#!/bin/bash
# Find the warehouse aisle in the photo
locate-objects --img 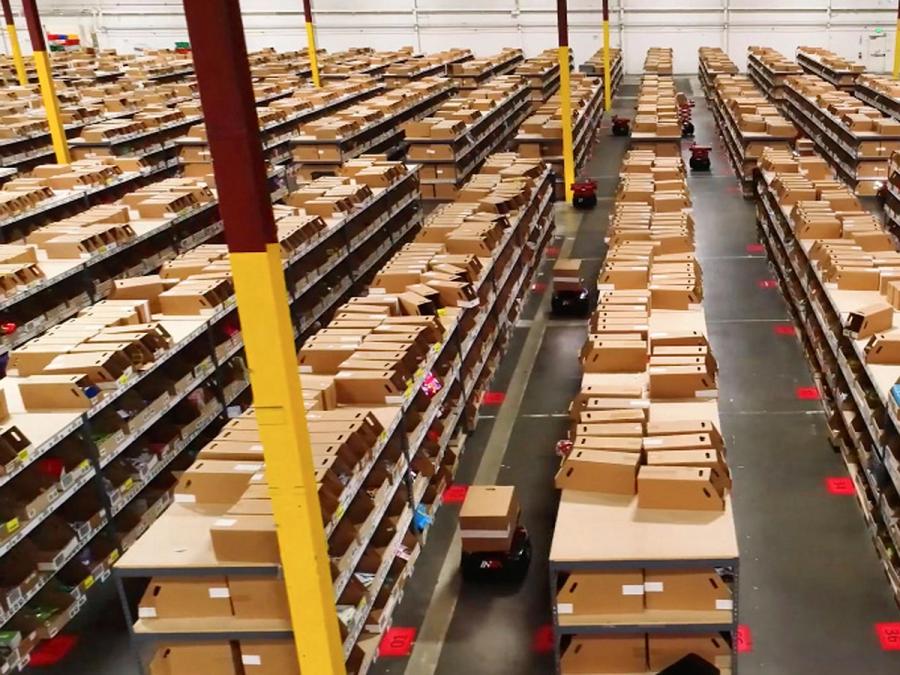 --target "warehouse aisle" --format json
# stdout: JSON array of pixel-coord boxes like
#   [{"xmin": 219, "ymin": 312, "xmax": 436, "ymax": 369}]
[
  {"xmin": 684, "ymin": 77, "xmax": 900, "ymax": 674},
  {"xmin": 371, "ymin": 86, "xmax": 636, "ymax": 675}
]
